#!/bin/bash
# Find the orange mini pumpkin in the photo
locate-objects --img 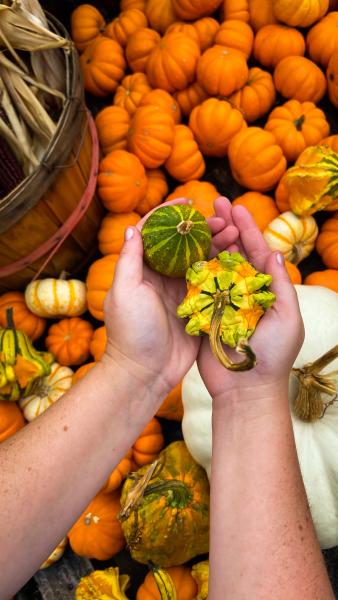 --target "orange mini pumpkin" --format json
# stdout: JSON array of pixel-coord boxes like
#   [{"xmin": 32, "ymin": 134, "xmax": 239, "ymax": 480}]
[
  {"xmin": 285, "ymin": 261, "xmax": 302, "ymax": 284},
  {"xmin": 121, "ymin": 0, "xmax": 146, "ymax": 10},
  {"xmin": 71, "ymin": 4, "xmax": 106, "ymax": 52},
  {"xmin": 72, "ymin": 362, "xmax": 96, "ymax": 385},
  {"xmin": 222, "ymin": 0, "xmax": 249, "ymax": 22},
  {"xmin": 0, "ymin": 401, "xmax": 25, "ymax": 443},
  {"xmin": 228, "ymin": 67, "xmax": 276, "ymax": 123},
  {"xmin": 145, "ymin": 0, "xmax": 177, "ymax": 34},
  {"xmin": 132, "ymin": 417, "xmax": 165, "ymax": 467},
  {"xmin": 105, "ymin": 9, "xmax": 148, "ymax": 47},
  {"xmin": 114, "ymin": 73, "xmax": 152, "ymax": 116},
  {"xmin": 86, "ymin": 254, "xmax": 120, "ymax": 321},
  {"xmin": 90, "ymin": 326, "xmax": 107, "ymax": 361},
  {"xmin": 45, "ymin": 318, "xmax": 94, "ymax": 367},
  {"xmin": 164, "ymin": 124, "xmax": 205, "ymax": 182},
  {"xmin": 273, "ymin": 0, "xmax": 329, "ymax": 28},
  {"xmin": 189, "ymin": 97, "xmax": 246, "ymax": 157},
  {"xmin": 97, "ymin": 149, "xmax": 148, "ymax": 213},
  {"xmin": 101, "ymin": 449, "xmax": 134, "ymax": 493},
  {"xmin": 304, "ymin": 269, "xmax": 338, "ymax": 292},
  {"xmin": 166, "ymin": 180, "xmax": 219, "ymax": 218},
  {"xmin": 80, "ymin": 36, "xmax": 126, "ymax": 97},
  {"xmin": 232, "ymin": 192, "xmax": 279, "ymax": 231},
  {"xmin": 193, "ymin": 17, "xmax": 220, "ymax": 51},
  {"xmin": 95, "ymin": 106, "xmax": 130, "ymax": 155},
  {"xmin": 249, "ymin": 0, "xmax": 278, "ymax": 31},
  {"xmin": 316, "ymin": 212, "xmax": 338, "ymax": 268},
  {"xmin": 125, "ymin": 27, "xmax": 161, "ymax": 73},
  {"xmin": 172, "ymin": 0, "xmax": 222, "ymax": 20},
  {"xmin": 137, "ymin": 566, "xmax": 198, "ymax": 599},
  {"xmin": 214, "ymin": 19, "xmax": 254, "ymax": 58},
  {"xmin": 127, "ymin": 105, "xmax": 175, "ymax": 168},
  {"xmin": 98, "ymin": 212, "xmax": 141, "ymax": 255},
  {"xmin": 136, "ymin": 169, "xmax": 168, "ymax": 215},
  {"xmin": 68, "ymin": 491, "xmax": 125, "ymax": 560},
  {"xmin": 264, "ymin": 99, "xmax": 330, "ymax": 163},
  {"xmin": 173, "ymin": 82, "xmax": 208, "ymax": 118},
  {"xmin": 0, "ymin": 291, "xmax": 46, "ymax": 341},
  {"xmin": 275, "ymin": 176, "xmax": 290, "ymax": 212},
  {"xmin": 156, "ymin": 382, "xmax": 184, "ymax": 421},
  {"xmin": 140, "ymin": 89, "xmax": 182, "ymax": 124},
  {"xmin": 253, "ymin": 24, "xmax": 306, "ymax": 69},
  {"xmin": 197, "ymin": 44, "xmax": 249, "ymax": 96},
  {"xmin": 306, "ymin": 11, "xmax": 338, "ymax": 69},
  {"xmin": 273, "ymin": 56, "xmax": 327, "ymax": 104},
  {"xmin": 166, "ymin": 21, "xmax": 200, "ymax": 44},
  {"xmin": 327, "ymin": 50, "xmax": 338, "ymax": 108},
  {"xmin": 146, "ymin": 32, "xmax": 200, "ymax": 93},
  {"xmin": 228, "ymin": 127, "xmax": 287, "ymax": 191}
]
